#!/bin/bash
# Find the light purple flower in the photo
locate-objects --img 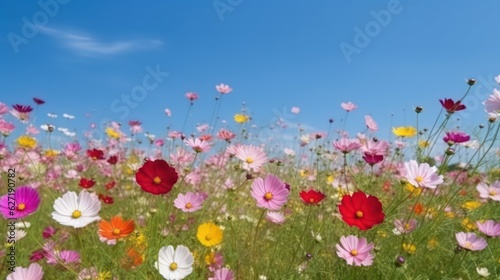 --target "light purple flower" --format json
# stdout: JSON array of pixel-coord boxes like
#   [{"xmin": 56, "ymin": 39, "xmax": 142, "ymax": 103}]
[
  {"xmin": 333, "ymin": 138, "xmax": 361, "ymax": 154},
  {"xmin": 403, "ymin": 160, "xmax": 444, "ymax": 189},
  {"xmin": 455, "ymin": 232, "xmax": 487, "ymax": 251},
  {"xmin": 251, "ymin": 174, "xmax": 290, "ymax": 211},
  {"xmin": 341, "ymin": 101, "xmax": 358, "ymax": 112},
  {"xmin": 173, "ymin": 192, "xmax": 206, "ymax": 213},
  {"xmin": 476, "ymin": 220, "xmax": 500, "ymax": 237},
  {"xmin": 476, "ymin": 181, "xmax": 500, "ymax": 201},
  {"xmin": 336, "ymin": 235, "xmax": 375, "ymax": 266}
]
